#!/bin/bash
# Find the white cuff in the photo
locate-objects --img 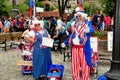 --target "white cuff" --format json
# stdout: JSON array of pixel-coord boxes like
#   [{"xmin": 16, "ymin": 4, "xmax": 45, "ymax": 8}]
[{"xmin": 61, "ymin": 43, "xmax": 66, "ymax": 48}]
